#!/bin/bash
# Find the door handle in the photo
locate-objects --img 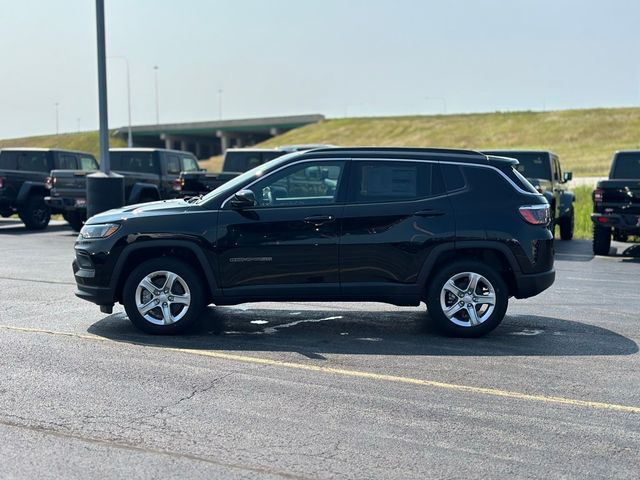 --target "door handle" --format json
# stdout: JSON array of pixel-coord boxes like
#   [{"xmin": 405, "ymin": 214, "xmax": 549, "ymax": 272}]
[
  {"xmin": 304, "ymin": 215, "xmax": 335, "ymax": 226},
  {"xmin": 414, "ymin": 209, "xmax": 445, "ymax": 217}
]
